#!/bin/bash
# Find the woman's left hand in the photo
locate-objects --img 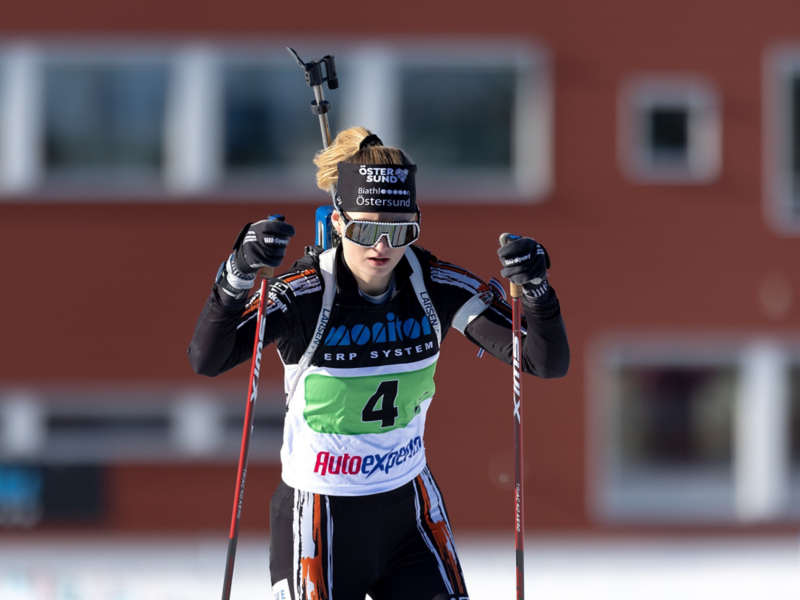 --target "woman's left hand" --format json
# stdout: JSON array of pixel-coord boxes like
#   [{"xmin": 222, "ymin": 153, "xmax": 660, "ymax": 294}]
[{"xmin": 497, "ymin": 236, "xmax": 550, "ymax": 299}]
